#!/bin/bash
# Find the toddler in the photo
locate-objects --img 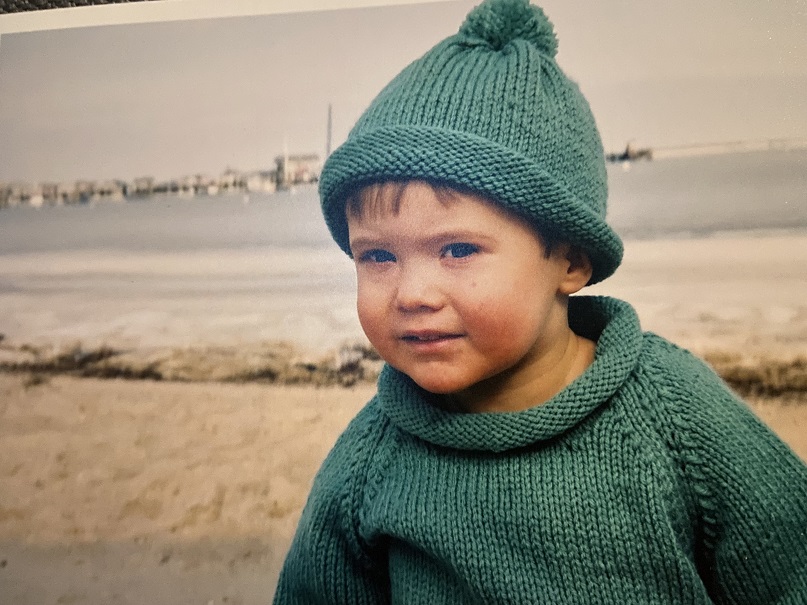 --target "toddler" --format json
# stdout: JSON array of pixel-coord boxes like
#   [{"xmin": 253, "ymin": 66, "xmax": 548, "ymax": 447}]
[{"xmin": 273, "ymin": 0, "xmax": 807, "ymax": 602}]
